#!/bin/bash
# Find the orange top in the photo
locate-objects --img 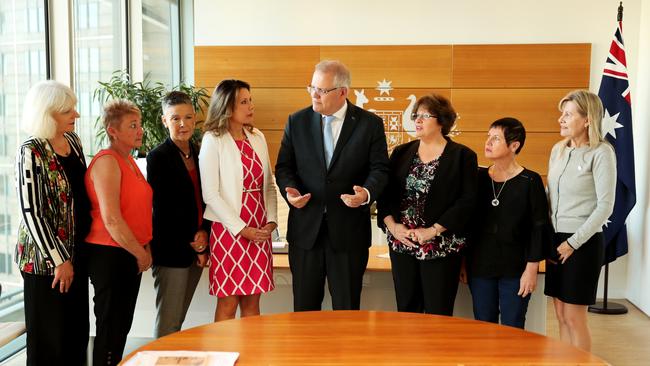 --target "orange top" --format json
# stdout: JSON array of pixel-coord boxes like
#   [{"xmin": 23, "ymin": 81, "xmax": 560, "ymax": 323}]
[{"xmin": 85, "ymin": 149, "xmax": 153, "ymax": 248}]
